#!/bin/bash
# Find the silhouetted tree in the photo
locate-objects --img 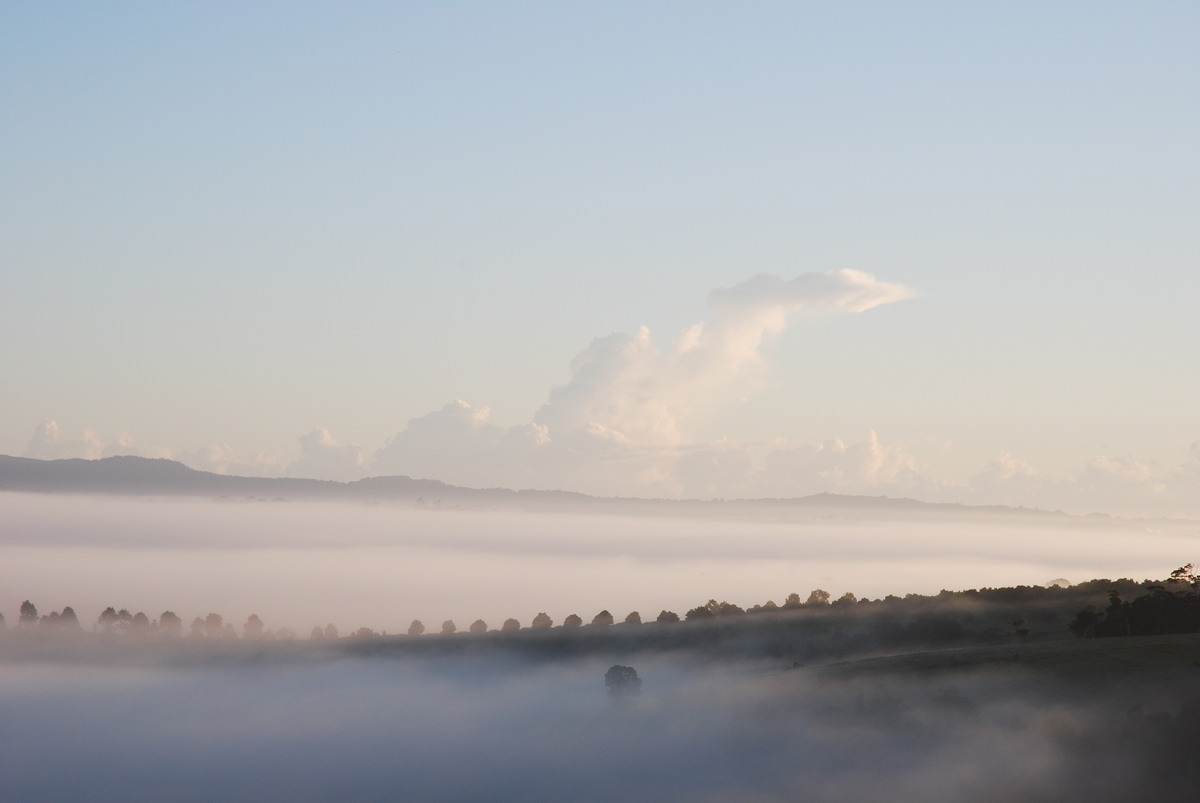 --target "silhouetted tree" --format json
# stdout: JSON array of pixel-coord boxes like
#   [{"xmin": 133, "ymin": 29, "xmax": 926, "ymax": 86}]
[
  {"xmin": 655, "ymin": 610, "xmax": 680, "ymax": 624},
  {"xmin": 98, "ymin": 606, "xmax": 121, "ymax": 634},
  {"xmin": 832, "ymin": 592, "xmax": 858, "ymax": 608},
  {"xmin": 310, "ymin": 626, "xmax": 325, "ymax": 639},
  {"xmin": 469, "ymin": 619, "xmax": 488, "ymax": 634},
  {"xmin": 562, "ymin": 614, "xmax": 582, "ymax": 628},
  {"xmin": 1068, "ymin": 605, "xmax": 1101, "ymax": 638},
  {"xmin": 624, "ymin": 611, "xmax": 641, "ymax": 625},
  {"xmin": 806, "ymin": 589, "xmax": 831, "ymax": 606},
  {"xmin": 322, "ymin": 623, "xmax": 338, "ymax": 639},
  {"xmin": 190, "ymin": 617, "xmax": 207, "ymax": 638},
  {"xmin": 159, "ymin": 611, "xmax": 182, "ymax": 637},
  {"xmin": 531, "ymin": 612, "xmax": 553, "ymax": 629},
  {"xmin": 685, "ymin": 606, "xmax": 714, "ymax": 621},
  {"xmin": 407, "ymin": 619, "xmax": 425, "ymax": 636},
  {"xmin": 20, "ymin": 600, "xmax": 38, "ymax": 626},
  {"xmin": 59, "ymin": 606, "xmax": 81, "ymax": 631},
  {"xmin": 501, "ymin": 618, "xmax": 520, "ymax": 632},
  {"xmin": 205, "ymin": 613, "xmax": 225, "ymax": 639},
  {"xmin": 131, "ymin": 612, "xmax": 150, "ymax": 633},
  {"xmin": 705, "ymin": 600, "xmax": 744, "ymax": 616},
  {"xmin": 1097, "ymin": 590, "xmax": 1131, "ymax": 637},
  {"xmin": 1169, "ymin": 563, "xmax": 1199, "ymax": 593},
  {"xmin": 440, "ymin": 619, "xmax": 456, "ymax": 635},
  {"xmin": 243, "ymin": 614, "xmax": 264, "ymax": 640},
  {"xmin": 352, "ymin": 627, "xmax": 378, "ymax": 639},
  {"xmin": 605, "ymin": 665, "xmax": 641, "ymax": 702},
  {"xmin": 591, "ymin": 610, "xmax": 614, "ymax": 626},
  {"xmin": 783, "ymin": 593, "xmax": 803, "ymax": 609}
]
